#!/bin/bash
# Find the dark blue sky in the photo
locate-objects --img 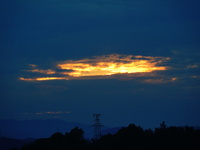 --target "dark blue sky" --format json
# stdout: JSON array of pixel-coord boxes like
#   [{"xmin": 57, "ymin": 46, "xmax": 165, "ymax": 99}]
[{"xmin": 1, "ymin": 0, "xmax": 200, "ymax": 128}]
